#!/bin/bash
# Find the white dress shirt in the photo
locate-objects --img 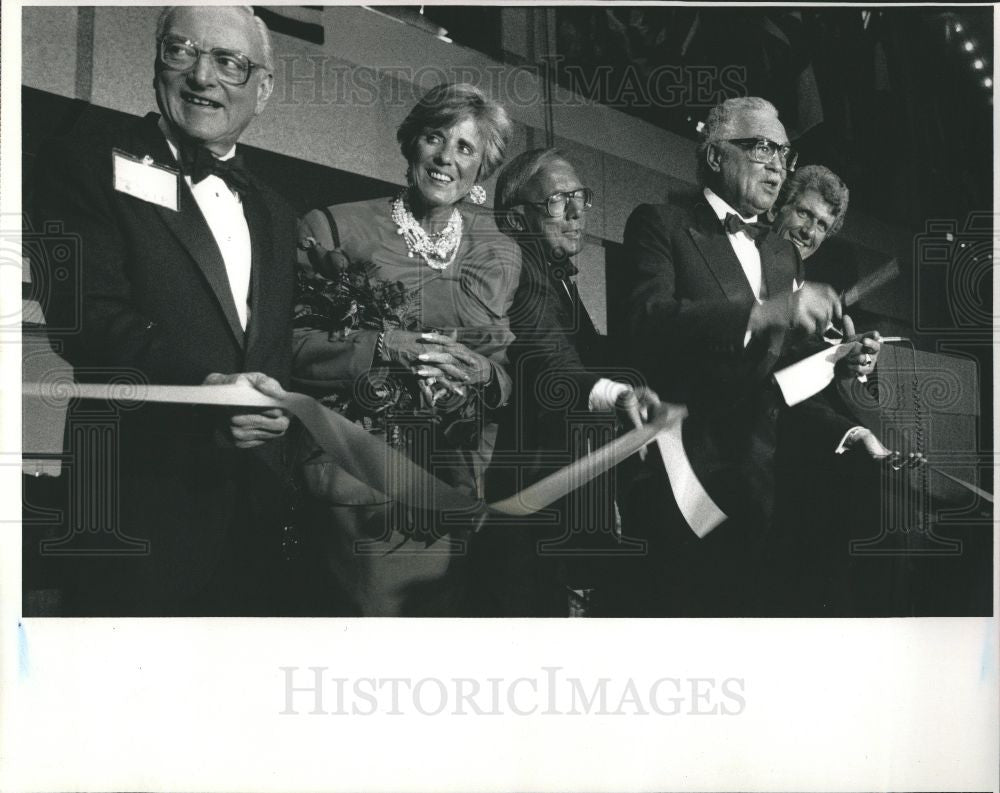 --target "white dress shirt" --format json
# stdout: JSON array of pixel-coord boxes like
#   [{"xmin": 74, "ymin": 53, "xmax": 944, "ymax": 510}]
[
  {"xmin": 159, "ymin": 119, "xmax": 253, "ymax": 331},
  {"xmin": 703, "ymin": 187, "xmax": 763, "ymax": 347},
  {"xmin": 703, "ymin": 187, "xmax": 763, "ymax": 301},
  {"xmin": 702, "ymin": 190, "xmax": 860, "ymax": 451}
]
